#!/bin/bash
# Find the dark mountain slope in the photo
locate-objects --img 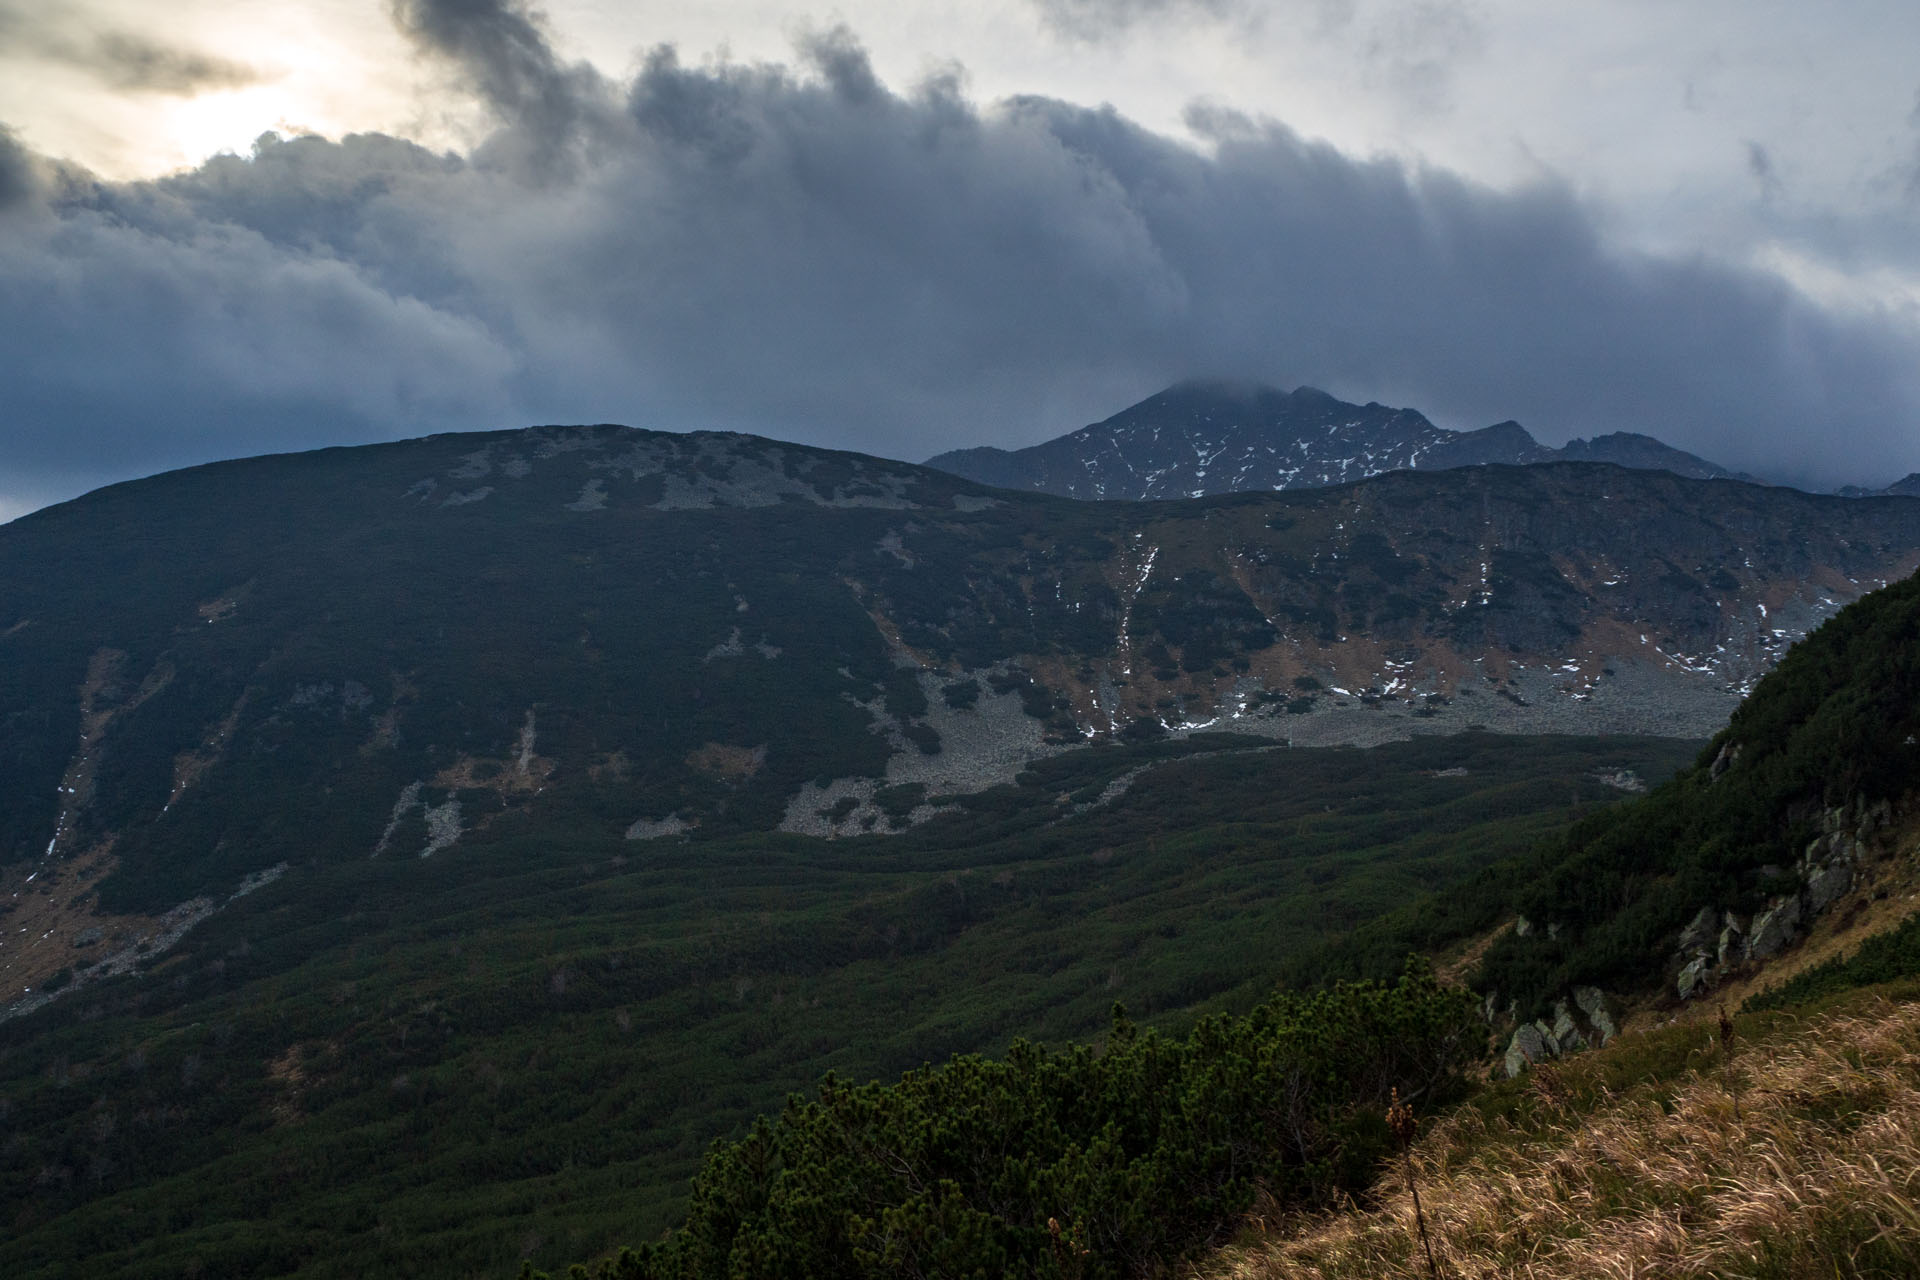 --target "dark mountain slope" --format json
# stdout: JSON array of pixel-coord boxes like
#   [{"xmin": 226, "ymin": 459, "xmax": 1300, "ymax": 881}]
[
  {"xmin": 3, "ymin": 427, "xmax": 1919, "ymax": 997},
  {"xmin": 928, "ymin": 381, "xmax": 1747, "ymax": 499},
  {"xmin": 1557, "ymin": 430, "xmax": 1748, "ymax": 480},
  {"xmin": 1840, "ymin": 471, "xmax": 1920, "ymax": 499}
]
